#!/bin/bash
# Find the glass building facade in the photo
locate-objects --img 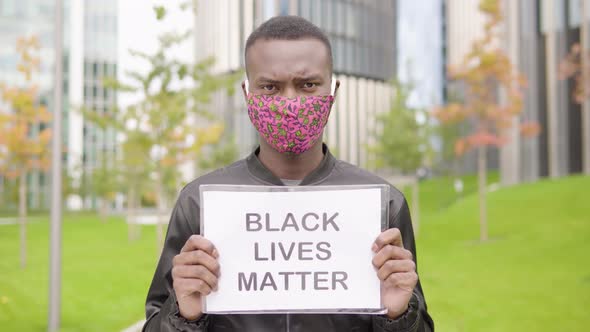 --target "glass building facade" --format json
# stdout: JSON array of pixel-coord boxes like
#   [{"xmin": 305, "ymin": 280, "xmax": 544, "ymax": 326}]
[
  {"xmin": 297, "ymin": 0, "xmax": 396, "ymax": 80},
  {"xmin": 81, "ymin": 0, "xmax": 118, "ymax": 209},
  {"xmin": 194, "ymin": 0, "xmax": 397, "ymax": 169},
  {"xmin": 0, "ymin": 0, "xmax": 118, "ymax": 209}
]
